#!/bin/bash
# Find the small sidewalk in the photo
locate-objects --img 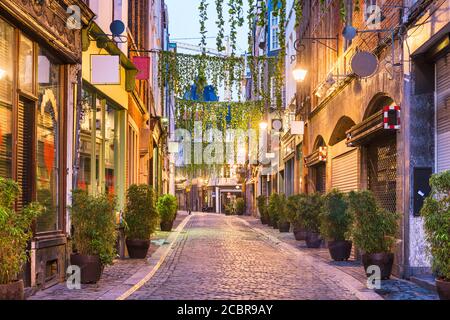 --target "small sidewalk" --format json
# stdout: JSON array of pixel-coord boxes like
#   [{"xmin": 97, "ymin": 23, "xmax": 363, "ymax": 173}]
[
  {"xmin": 239, "ymin": 215, "xmax": 439, "ymax": 300},
  {"xmin": 28, "ymin": 211, "xmax": 192, "ymax": 300}
]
